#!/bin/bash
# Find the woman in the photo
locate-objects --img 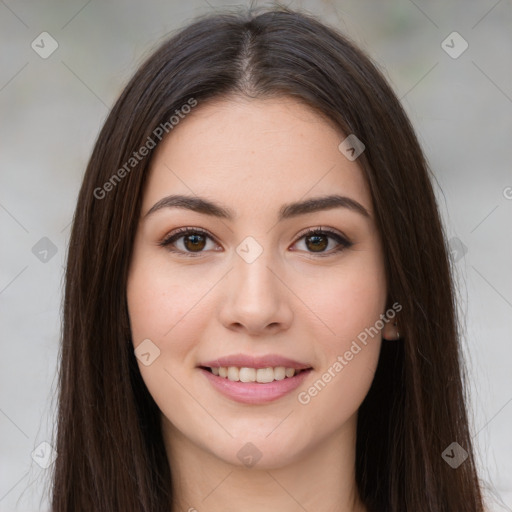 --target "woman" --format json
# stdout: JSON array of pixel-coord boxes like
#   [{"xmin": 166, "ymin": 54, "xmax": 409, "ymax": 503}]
[{"xmin": 50, "ymin": 6, "xmax": 486, "ymax": 511}]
